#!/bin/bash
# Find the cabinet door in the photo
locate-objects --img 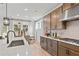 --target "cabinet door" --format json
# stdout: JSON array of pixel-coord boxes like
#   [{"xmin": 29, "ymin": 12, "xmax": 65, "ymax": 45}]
[
  {"xmin": 50, "ymin": 11, "xmax": 57, "ymax": 30},
  {"xmin": 43, "ymin": 38, "xmax": 47, "ymax": 50},
  {"xmin": 43, "ymin": 14, "xmax": 51, "ymax": 34},
  {"xmin": 43, "ymin": 17, "xmax": 47, "ymax": 33},
  {"xmin": 51, "ymin": 40, "xmax": 58, "ymax": 56},
  {"xmin": 51, "ymin": 40, "xmax": 57, "ymax": 51},
  {"xmin": 47, "ymin": 39, "xmax": 57, "ymax": 50},
  {"xmin": 40, "ymin": 37, "xmax": 44, "ymax": 48},
  {"xmin": 46, "ymin": 14, "xmax": 51, "ymax": 31},
  {"xmin": 56, "ymin": 6, "xmax": 66, "ymax": 29},
  {"xmin": 58, "ymin": 46, "xmax": 69, "ymax": 56},
  {"xmin": 69, "ymin": 49, "xmax": 79, "ymax": 56},
  {"xmin": 40, "ymin": 37, "xmax": 47, "ymax": 50},
  {"xmin": 47, "ymin": 39, "xmax": 57, "ymax": 56},
  {"xmin": 71, "ymin": 3, "xmax": 79, "ymax": 7},
  {"xmin": 47, "ymin": 39, "xmax": 51, "ymax": 49},
  {"xmin": 63, "ymin": 3, "xmax": 72, "ymax": 11}
]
